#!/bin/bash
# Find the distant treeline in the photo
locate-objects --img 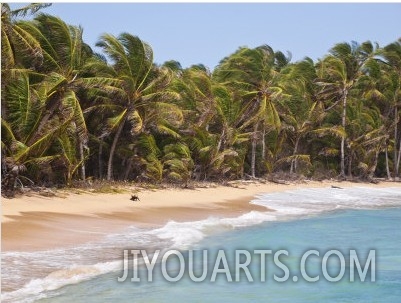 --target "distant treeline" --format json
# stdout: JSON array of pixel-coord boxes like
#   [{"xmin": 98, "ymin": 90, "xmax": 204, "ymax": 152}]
[{"xmin": 2, "ymin": 4, "xmax": 401, "ymax": 196}]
